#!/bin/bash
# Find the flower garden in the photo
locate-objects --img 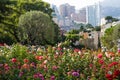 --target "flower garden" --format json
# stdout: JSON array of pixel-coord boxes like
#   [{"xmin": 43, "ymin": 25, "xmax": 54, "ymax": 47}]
[{"xmin": 0, "ymin": 44, "xmax": 120, "ymax": 80}]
